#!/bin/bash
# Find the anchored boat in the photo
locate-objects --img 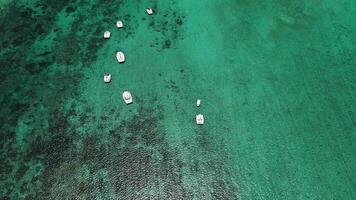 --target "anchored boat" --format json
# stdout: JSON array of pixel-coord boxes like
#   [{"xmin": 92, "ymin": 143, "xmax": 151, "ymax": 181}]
[
  {"xmin": 146, "ymin": 7, "xmax": 153, "ymax": 15},
  {"xmin": 104, "ymin": 31, "xmax": 111, "ymax": 39},
  {"xmin": 122, "ymin": 91, "xmax": 133, "ymax": 104},
  {"xmin": 196, "ymin": 114, "xmax": 204, "ymax": 125},
  {"xmin": 116, "ymin": 51, "xmax": 125, "ymax": 63},
  {"xmin": 104, "ymin": 73, "xmax": 111, "ymax": 83},
  {"xmin": 116, "ymin": 20, "xmax": 123, "ymax": 28}
]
